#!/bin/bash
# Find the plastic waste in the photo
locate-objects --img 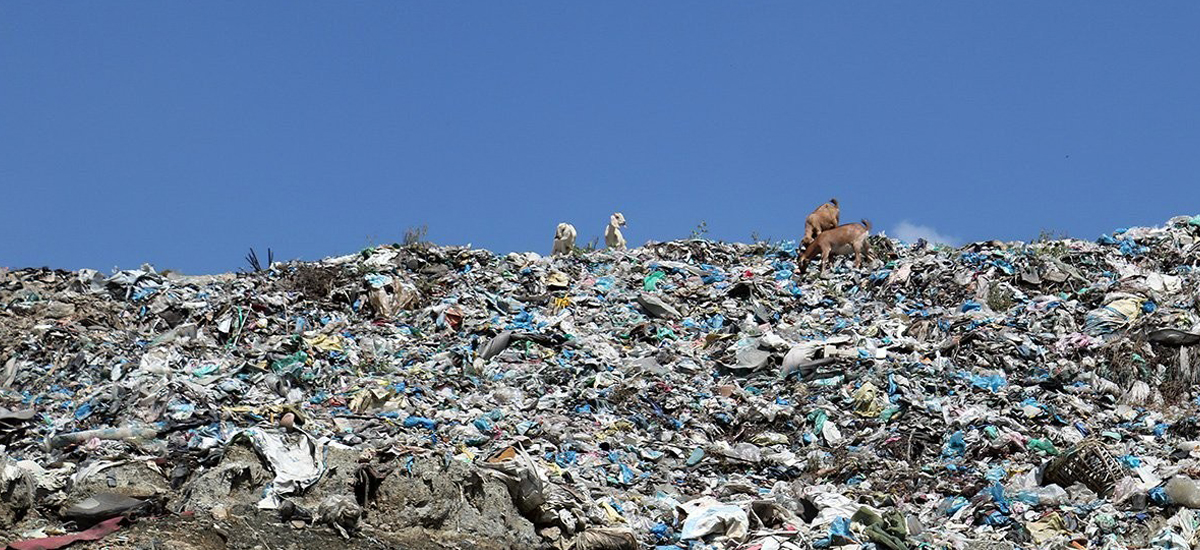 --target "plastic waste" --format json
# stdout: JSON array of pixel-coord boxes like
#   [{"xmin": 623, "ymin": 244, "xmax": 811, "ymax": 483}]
[
  {"xmin": 2, "ymin": 216, "xmax": 1200, "ymax": 548},
  {"xmin": 575, "ymin": 528, "xmax": 639, "ymax": 550},
  {"xmin": 1148, "ymin": 328, "xmax": 1200, "ymax": 347},
  {"xmin": 1166, "ymin": 476, "xmax": 1200, "ymax": 508},
  {"xmin": 637, "ymin": 292, "xmax": 681, "ymax": 319},
  {"xmin": 679, "ymin": 498, "xmax": 748, "ymax": 541},
  {"xmin": 1017, "ymin": 484, "xmax": 1068, "ymax": 507},
  {"xmin": 49, "ymin": 426, "xmax": 159, "ymax": 449}
]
